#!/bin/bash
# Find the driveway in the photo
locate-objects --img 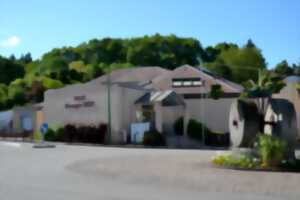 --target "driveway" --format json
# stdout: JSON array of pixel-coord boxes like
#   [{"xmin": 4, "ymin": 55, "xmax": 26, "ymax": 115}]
[{"xmin": 0, "ymin": 141, "xmax": 300, "ymax": 200}]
